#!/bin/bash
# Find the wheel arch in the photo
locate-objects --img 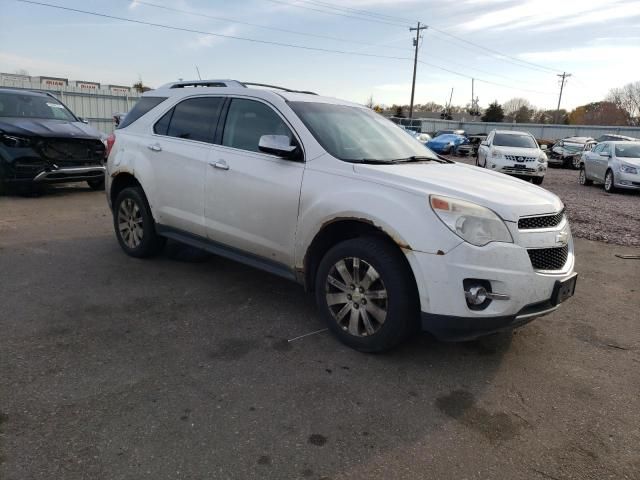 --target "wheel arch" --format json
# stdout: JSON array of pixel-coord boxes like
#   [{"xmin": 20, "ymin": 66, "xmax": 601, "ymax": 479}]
[
  {"xmin": 110, "ymin": 172, "xmax": 144, "ymax": 210},
  {"xmin": 302, "ymin": 218, "xmax": 418, "ymax": 297}
]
